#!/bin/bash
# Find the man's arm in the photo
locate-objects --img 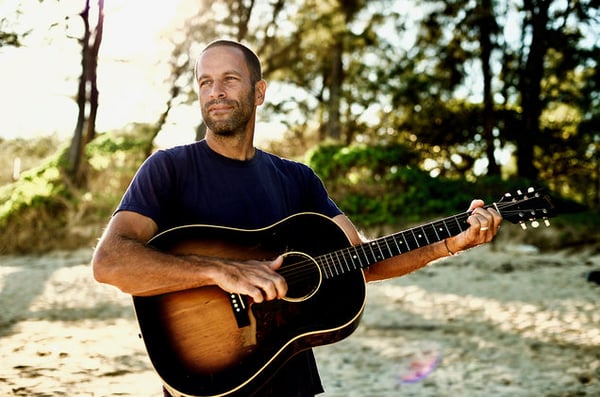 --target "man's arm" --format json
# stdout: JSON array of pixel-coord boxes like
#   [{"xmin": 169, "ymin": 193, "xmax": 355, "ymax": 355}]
[
  {"xmin": 91, "ymin": 211, "xmax": 287, "ymax": 302},
  {"xmin": 332, "ymin": 200, "xmax": 502, "ymax": 282}
]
